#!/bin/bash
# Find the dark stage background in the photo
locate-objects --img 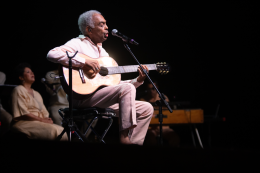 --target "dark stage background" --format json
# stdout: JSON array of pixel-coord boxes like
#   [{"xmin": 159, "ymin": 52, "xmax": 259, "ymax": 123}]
[{"xmin": 1, "ymin": 1, "xmax": 260, "ymax": 148}]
